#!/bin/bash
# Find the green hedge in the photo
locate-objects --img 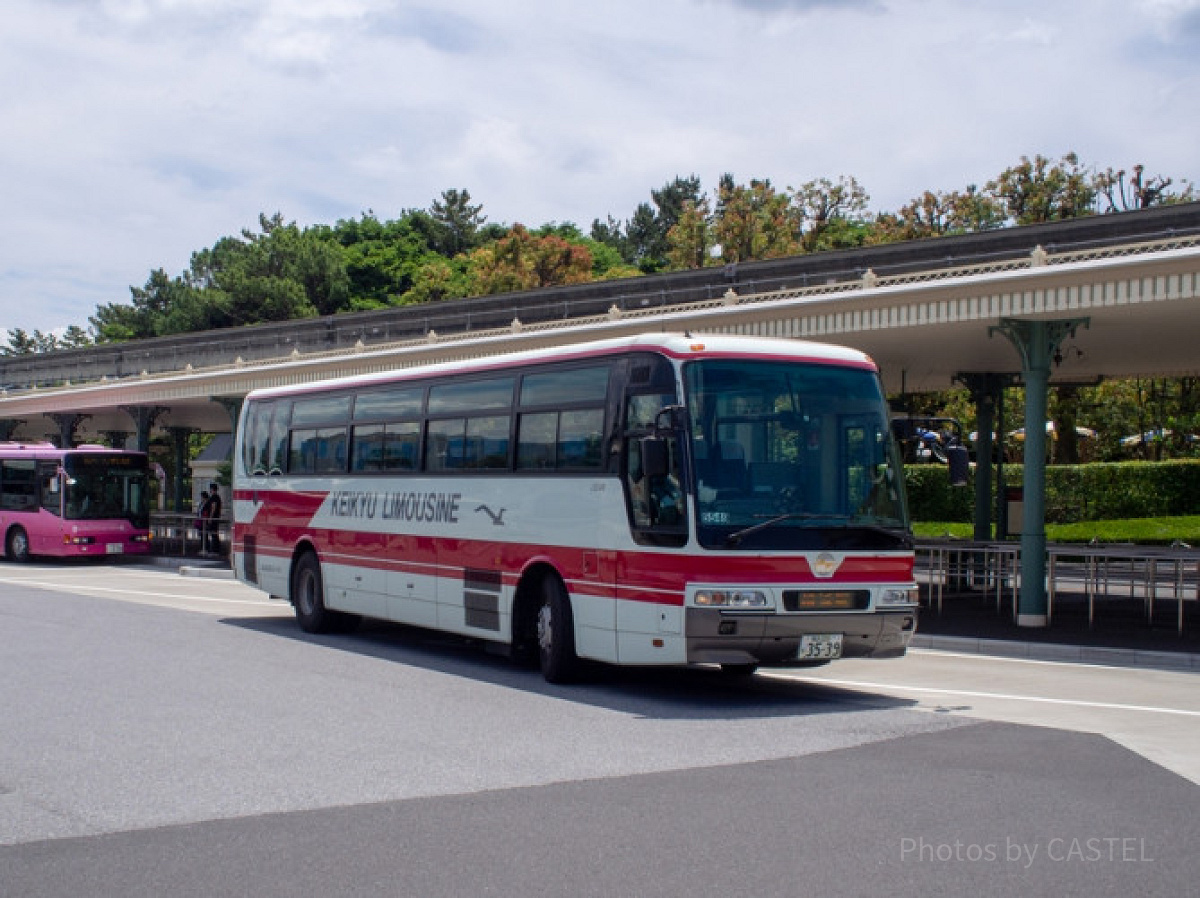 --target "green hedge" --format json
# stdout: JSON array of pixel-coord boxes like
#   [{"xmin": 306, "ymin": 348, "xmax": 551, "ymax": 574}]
[{"xmin": 905, "ymin": 460, "xmax": 1200, "ymax": 523}]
